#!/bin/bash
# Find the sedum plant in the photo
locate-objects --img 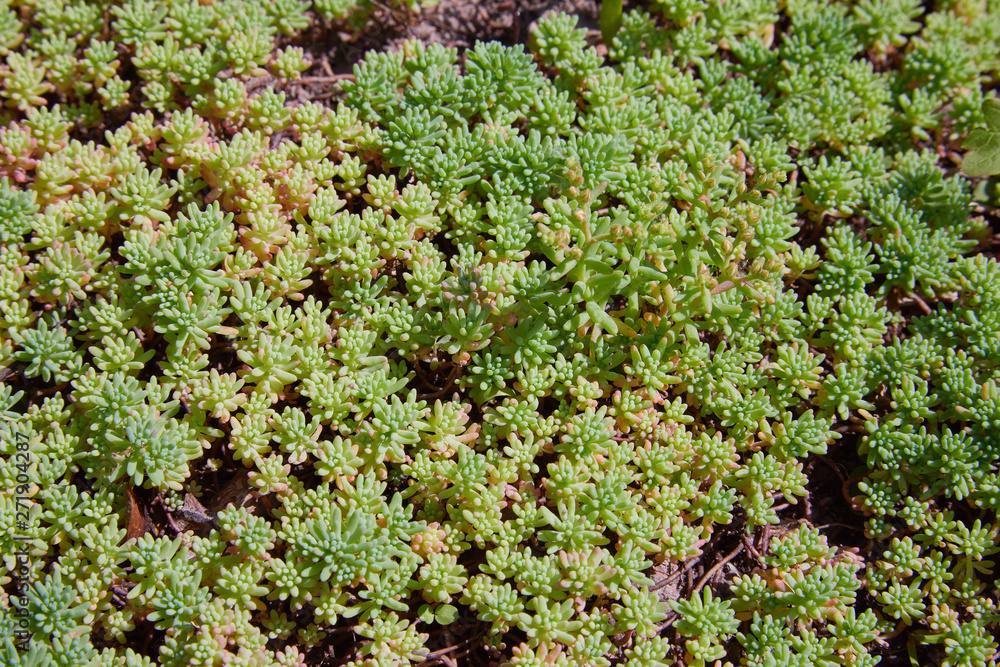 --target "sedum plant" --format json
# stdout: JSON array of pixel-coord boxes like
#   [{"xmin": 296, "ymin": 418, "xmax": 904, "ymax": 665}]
[{"xmin": 0, "ymin": 1, "xmax": 998, "ymax": 666}]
